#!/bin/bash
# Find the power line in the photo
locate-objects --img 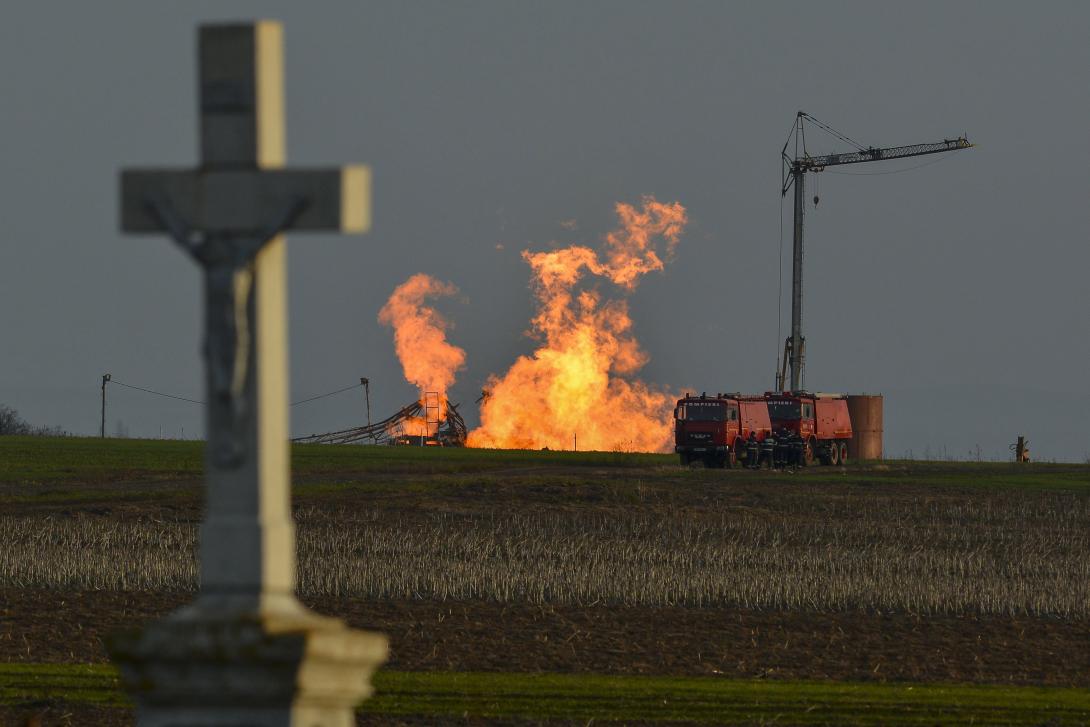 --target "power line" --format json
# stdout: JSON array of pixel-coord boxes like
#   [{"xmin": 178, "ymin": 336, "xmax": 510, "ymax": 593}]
[
  {"xmin": 110, "ymin": 379, "xmax": 205, "ymax": 404},
  {"xmin": 107, "ymin": 378, "xmax": 363, "ymax": 407},
  {"xmin": 291, "ymin": 382, "xmax": 362, "ymax": 406}
]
